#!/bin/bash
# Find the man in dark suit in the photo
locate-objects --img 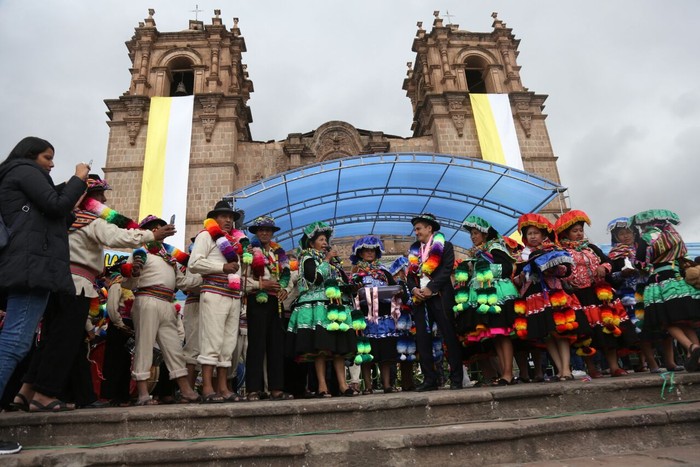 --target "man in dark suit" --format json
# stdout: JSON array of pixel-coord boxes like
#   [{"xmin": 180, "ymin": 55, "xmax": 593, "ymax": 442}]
[{"xmin": 407, "ymin": 213, "xmax": 463, "ymax": 391}]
